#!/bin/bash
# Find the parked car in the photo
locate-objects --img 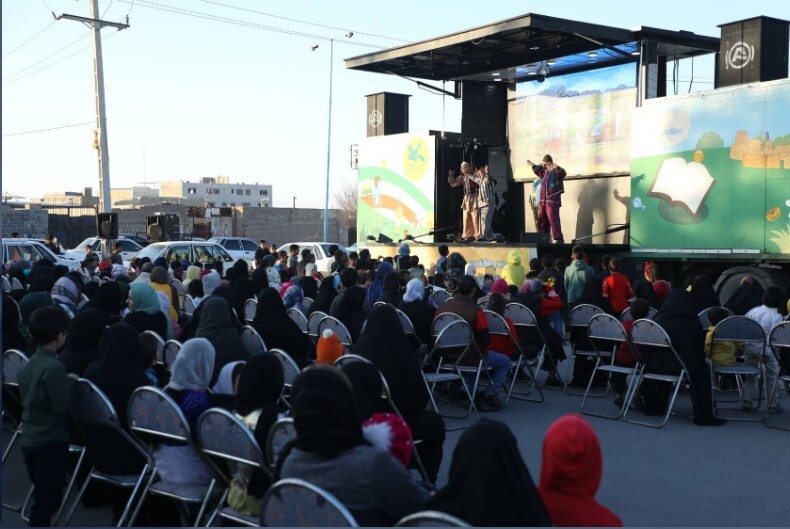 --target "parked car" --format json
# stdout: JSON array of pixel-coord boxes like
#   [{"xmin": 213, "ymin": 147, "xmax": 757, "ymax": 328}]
[
  {"xmin": 208, "ymin": 237, "xmax": 259, "ymax": 267},
  {"xmin": 2, "ymin": 239, "xmax": 82, "ymax": 271},
  {"xmin": 66, "ymin": 236, "xmax": 144, "ymax": 263},
  {"xmin": 131, "ymin": 241, "xmax": 234, "ymax": 269},
  {"xmin": 276, "ymin": 242, "xmax": 345, "ymax": 274},
  {"xmin": 120, "ymin": 233, "xmax": 149, "ymax": 247}
]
